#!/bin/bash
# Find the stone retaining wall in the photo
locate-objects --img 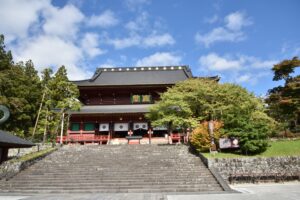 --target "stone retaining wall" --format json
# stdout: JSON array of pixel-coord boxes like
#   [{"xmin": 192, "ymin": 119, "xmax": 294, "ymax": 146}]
[
  {"xmin": 199, "ymin": 153, "xmax": 300, "ymax": 183},
  {"xmin": 8, "ymin": 143, "xmax": 53, "ymax": 158},
  {"xmin": 0, "ymin": 148, "xmax": 57, "ymax": 180}
]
